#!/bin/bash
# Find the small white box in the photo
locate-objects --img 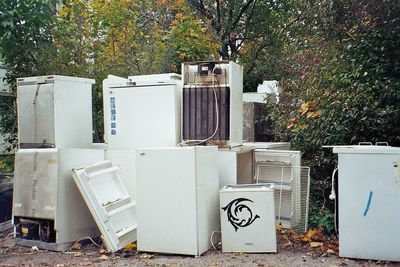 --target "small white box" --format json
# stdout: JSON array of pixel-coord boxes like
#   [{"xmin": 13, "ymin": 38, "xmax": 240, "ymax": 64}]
[{"xmin": 220, "ymin": 184, "xmax": 277, "ymax": 253}]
